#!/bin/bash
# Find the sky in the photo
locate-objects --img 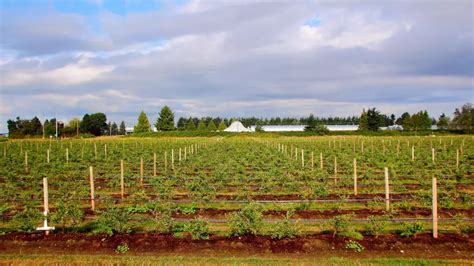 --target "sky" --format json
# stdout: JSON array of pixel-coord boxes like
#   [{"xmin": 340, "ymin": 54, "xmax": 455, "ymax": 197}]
[{"xmin": 0, "ymin": 0, "xmax": 473, "ymax": 131}]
